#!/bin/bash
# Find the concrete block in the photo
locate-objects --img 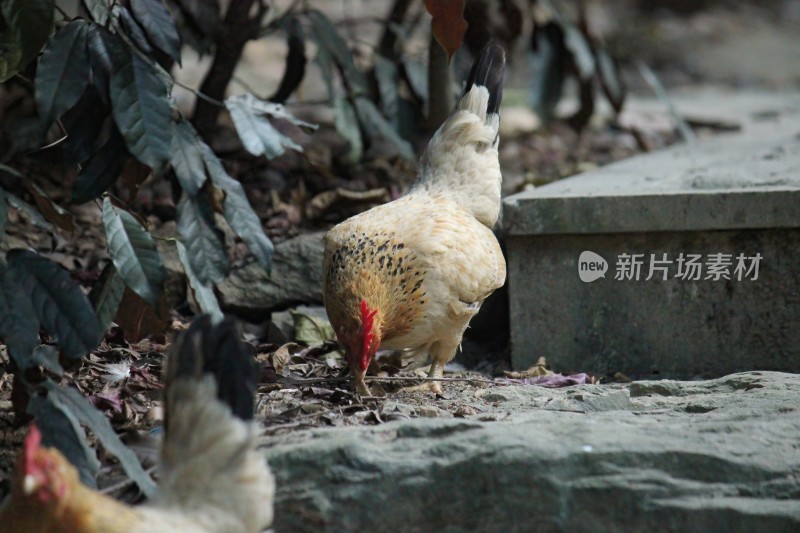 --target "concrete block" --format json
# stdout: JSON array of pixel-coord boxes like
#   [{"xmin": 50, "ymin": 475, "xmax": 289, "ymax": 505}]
[{"xmin": 503, "ymin": 95, "xmax": 800, "ymax": 377}]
